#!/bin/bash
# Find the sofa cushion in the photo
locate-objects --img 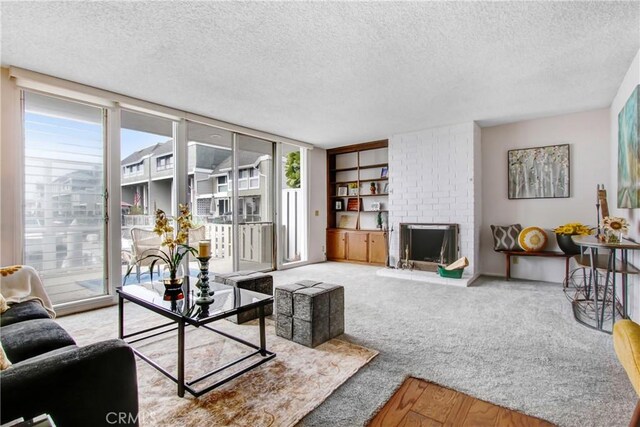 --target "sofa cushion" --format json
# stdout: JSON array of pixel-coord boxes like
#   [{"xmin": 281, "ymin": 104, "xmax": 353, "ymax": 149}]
[
  {"xmin": 14, "ymin": 345, "xmax": 78, "ymax": 367},
  {"xmin": 1, "ymin": 300, "xmax": 50, "ymax": 327},
  {"xmin": 1, "ymin": 319, "xmax": 76, "ymax": 363}
]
